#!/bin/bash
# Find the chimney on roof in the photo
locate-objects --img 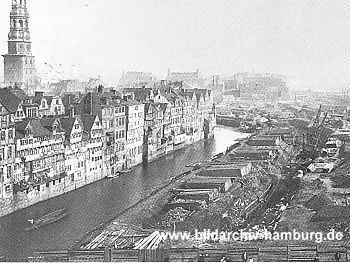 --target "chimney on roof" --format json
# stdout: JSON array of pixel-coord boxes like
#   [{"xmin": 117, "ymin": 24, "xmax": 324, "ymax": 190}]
[
  {"xmin": 69, "ymin": 107, "xmax": 75, "ymax": 118},
  {"xmin": 161, "ymin": 80, "xmax": 167, "ymax": 88}
]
